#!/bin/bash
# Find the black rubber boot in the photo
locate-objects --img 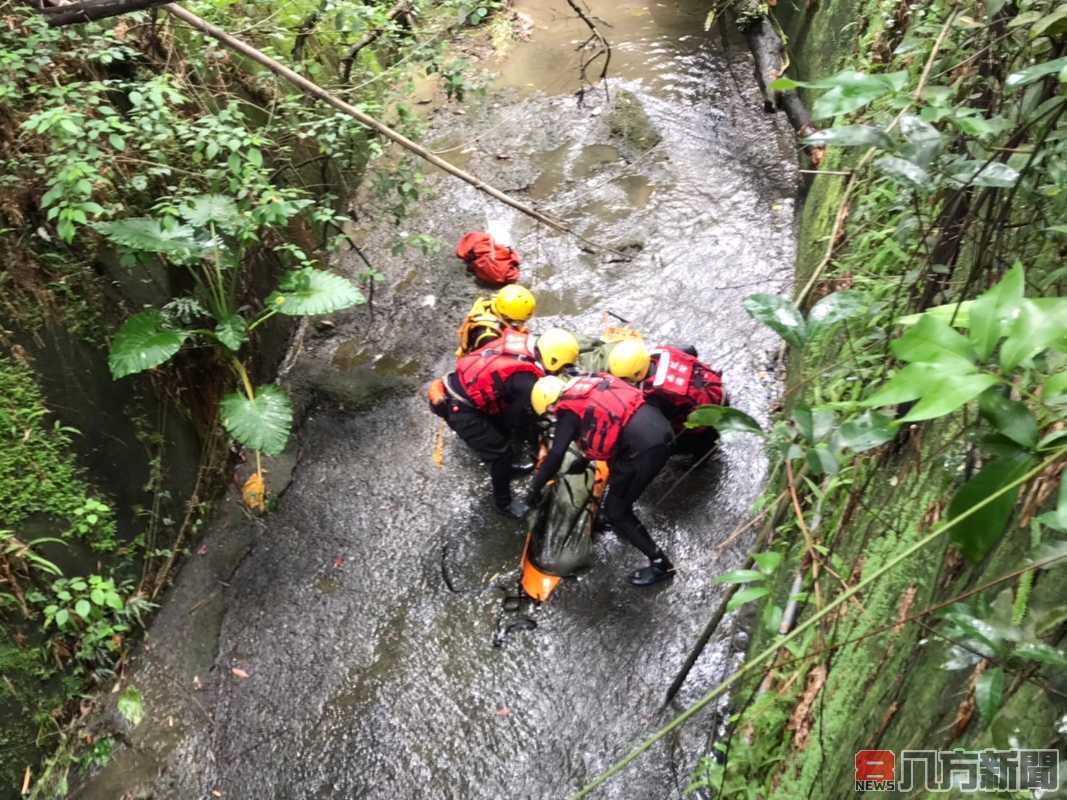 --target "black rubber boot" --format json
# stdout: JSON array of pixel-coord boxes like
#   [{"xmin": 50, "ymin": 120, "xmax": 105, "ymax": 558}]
[
  {"xmin": 510, "ymin": 460, "xmax": 535, "ymax": 477},
  {"xmin": 630, "ymin": 554, "xmax": 675, "ymax": 587},
  {"xmin": 494, "ymin": 496, "xmax": 530, "ymax": 520},
  {"xmin": 592, "ymin": 514, "xmax": 614, "ymax": 534}
]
